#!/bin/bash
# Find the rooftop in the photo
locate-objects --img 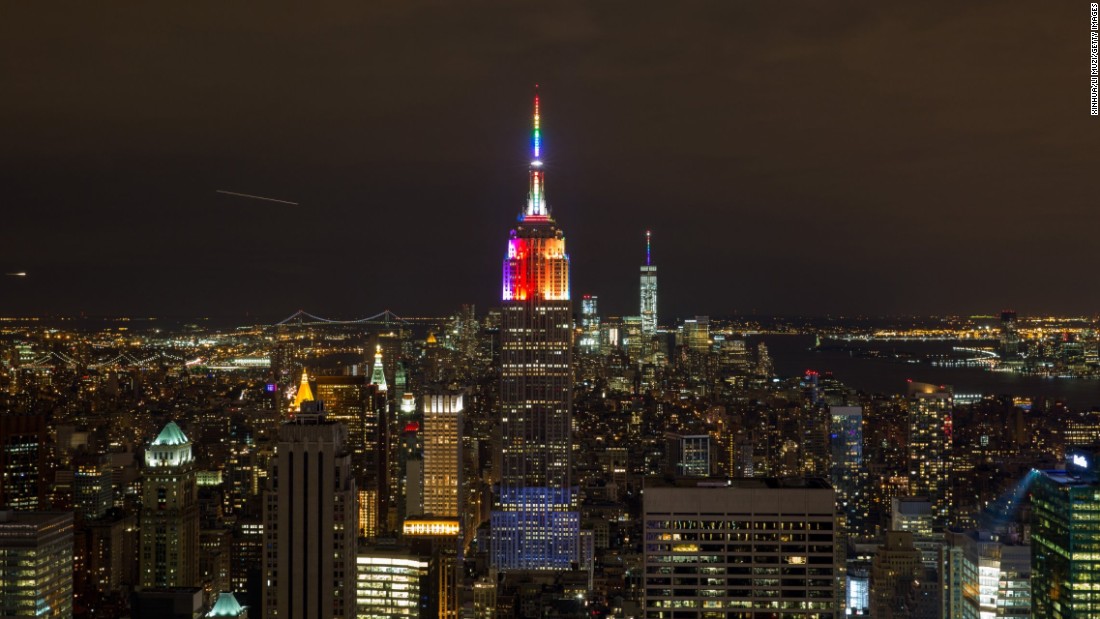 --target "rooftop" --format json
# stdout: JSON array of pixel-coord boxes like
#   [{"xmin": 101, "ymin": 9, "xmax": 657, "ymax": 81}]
[
  {"xmin": 151, "ymin": 421, "xmax": 189, "ymax": 446},
  {"xmin": 646, "ymin": 477, "xmax": 832, "ymax": 490}
]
